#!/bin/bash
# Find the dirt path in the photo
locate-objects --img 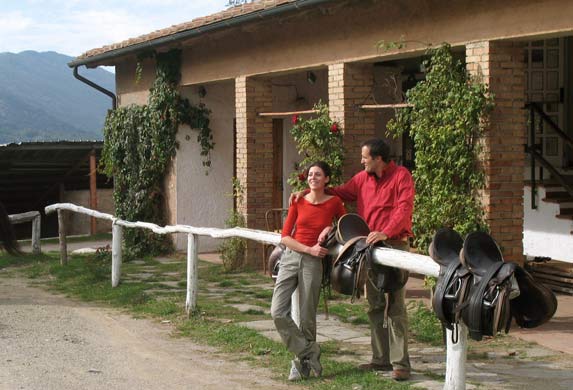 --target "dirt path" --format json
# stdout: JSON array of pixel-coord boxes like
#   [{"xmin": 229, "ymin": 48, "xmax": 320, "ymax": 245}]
[{"xmin": 0, "ymin": 274, "xmax": 298, "ymax": 390}]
